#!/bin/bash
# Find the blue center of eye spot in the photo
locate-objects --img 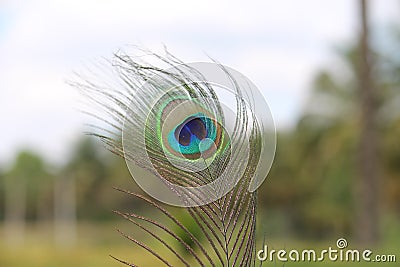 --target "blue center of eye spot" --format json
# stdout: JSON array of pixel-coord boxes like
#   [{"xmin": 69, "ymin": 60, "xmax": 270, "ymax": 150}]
[
  {"xmin": 175, "ymin": 117, "xmax": 207, "ymax": 146},
  {"xmin": 166, "ymin": 113, "xmax": 218, "ymax": 156}
]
